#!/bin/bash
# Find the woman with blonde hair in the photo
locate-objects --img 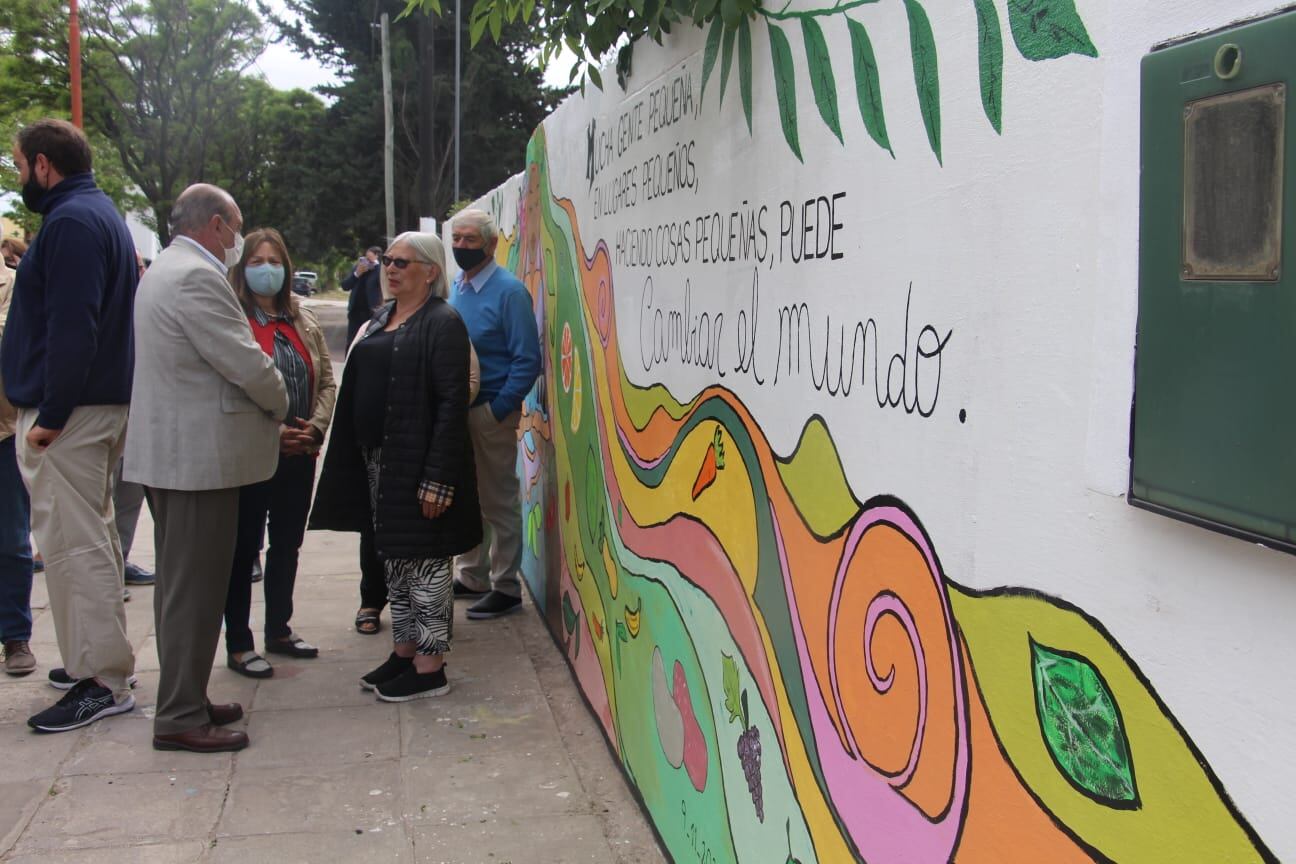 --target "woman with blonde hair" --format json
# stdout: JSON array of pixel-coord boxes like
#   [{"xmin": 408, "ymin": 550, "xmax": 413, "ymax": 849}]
[
  {"xmin": 311, "ymin": 231, "xmax": 480, "ymax": 701},
  {"xmin": 223, "ymin": 228, "xmax": 336, "ymax": 678}
]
